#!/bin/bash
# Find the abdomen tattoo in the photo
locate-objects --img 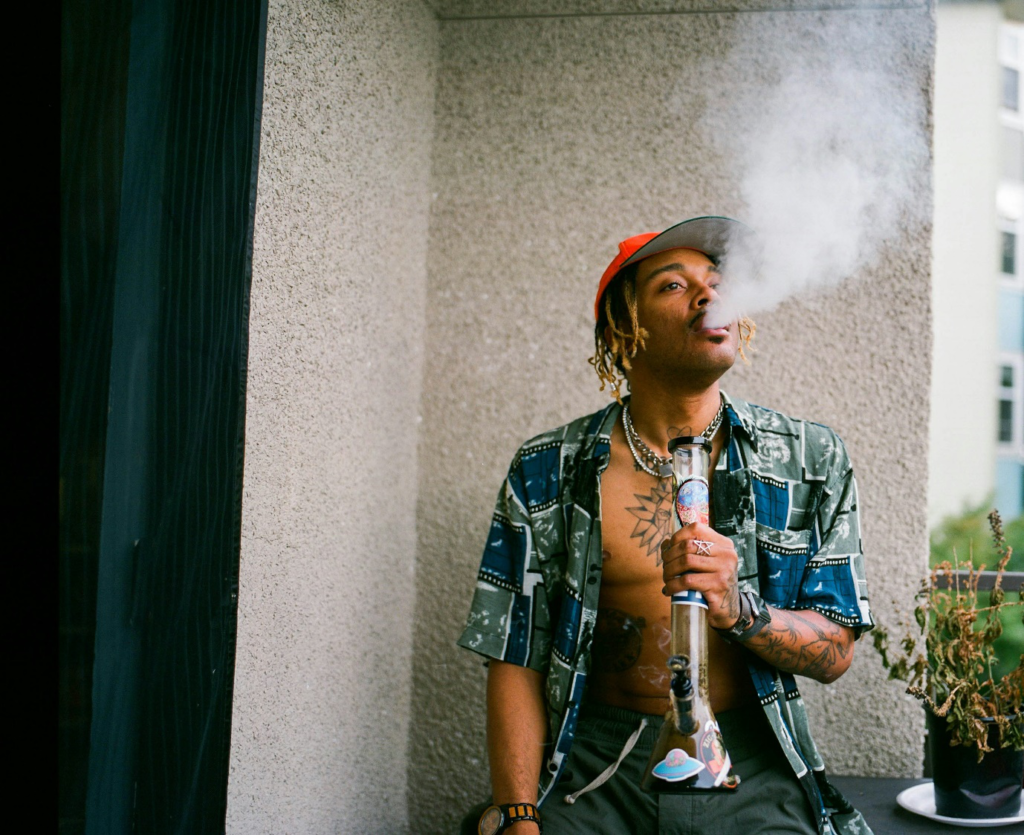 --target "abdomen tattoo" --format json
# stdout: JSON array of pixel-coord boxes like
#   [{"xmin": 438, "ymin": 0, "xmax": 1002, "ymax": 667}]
[{"xmin": 592, "ymin": 608, "xmax": 647, "ymax": 672}]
